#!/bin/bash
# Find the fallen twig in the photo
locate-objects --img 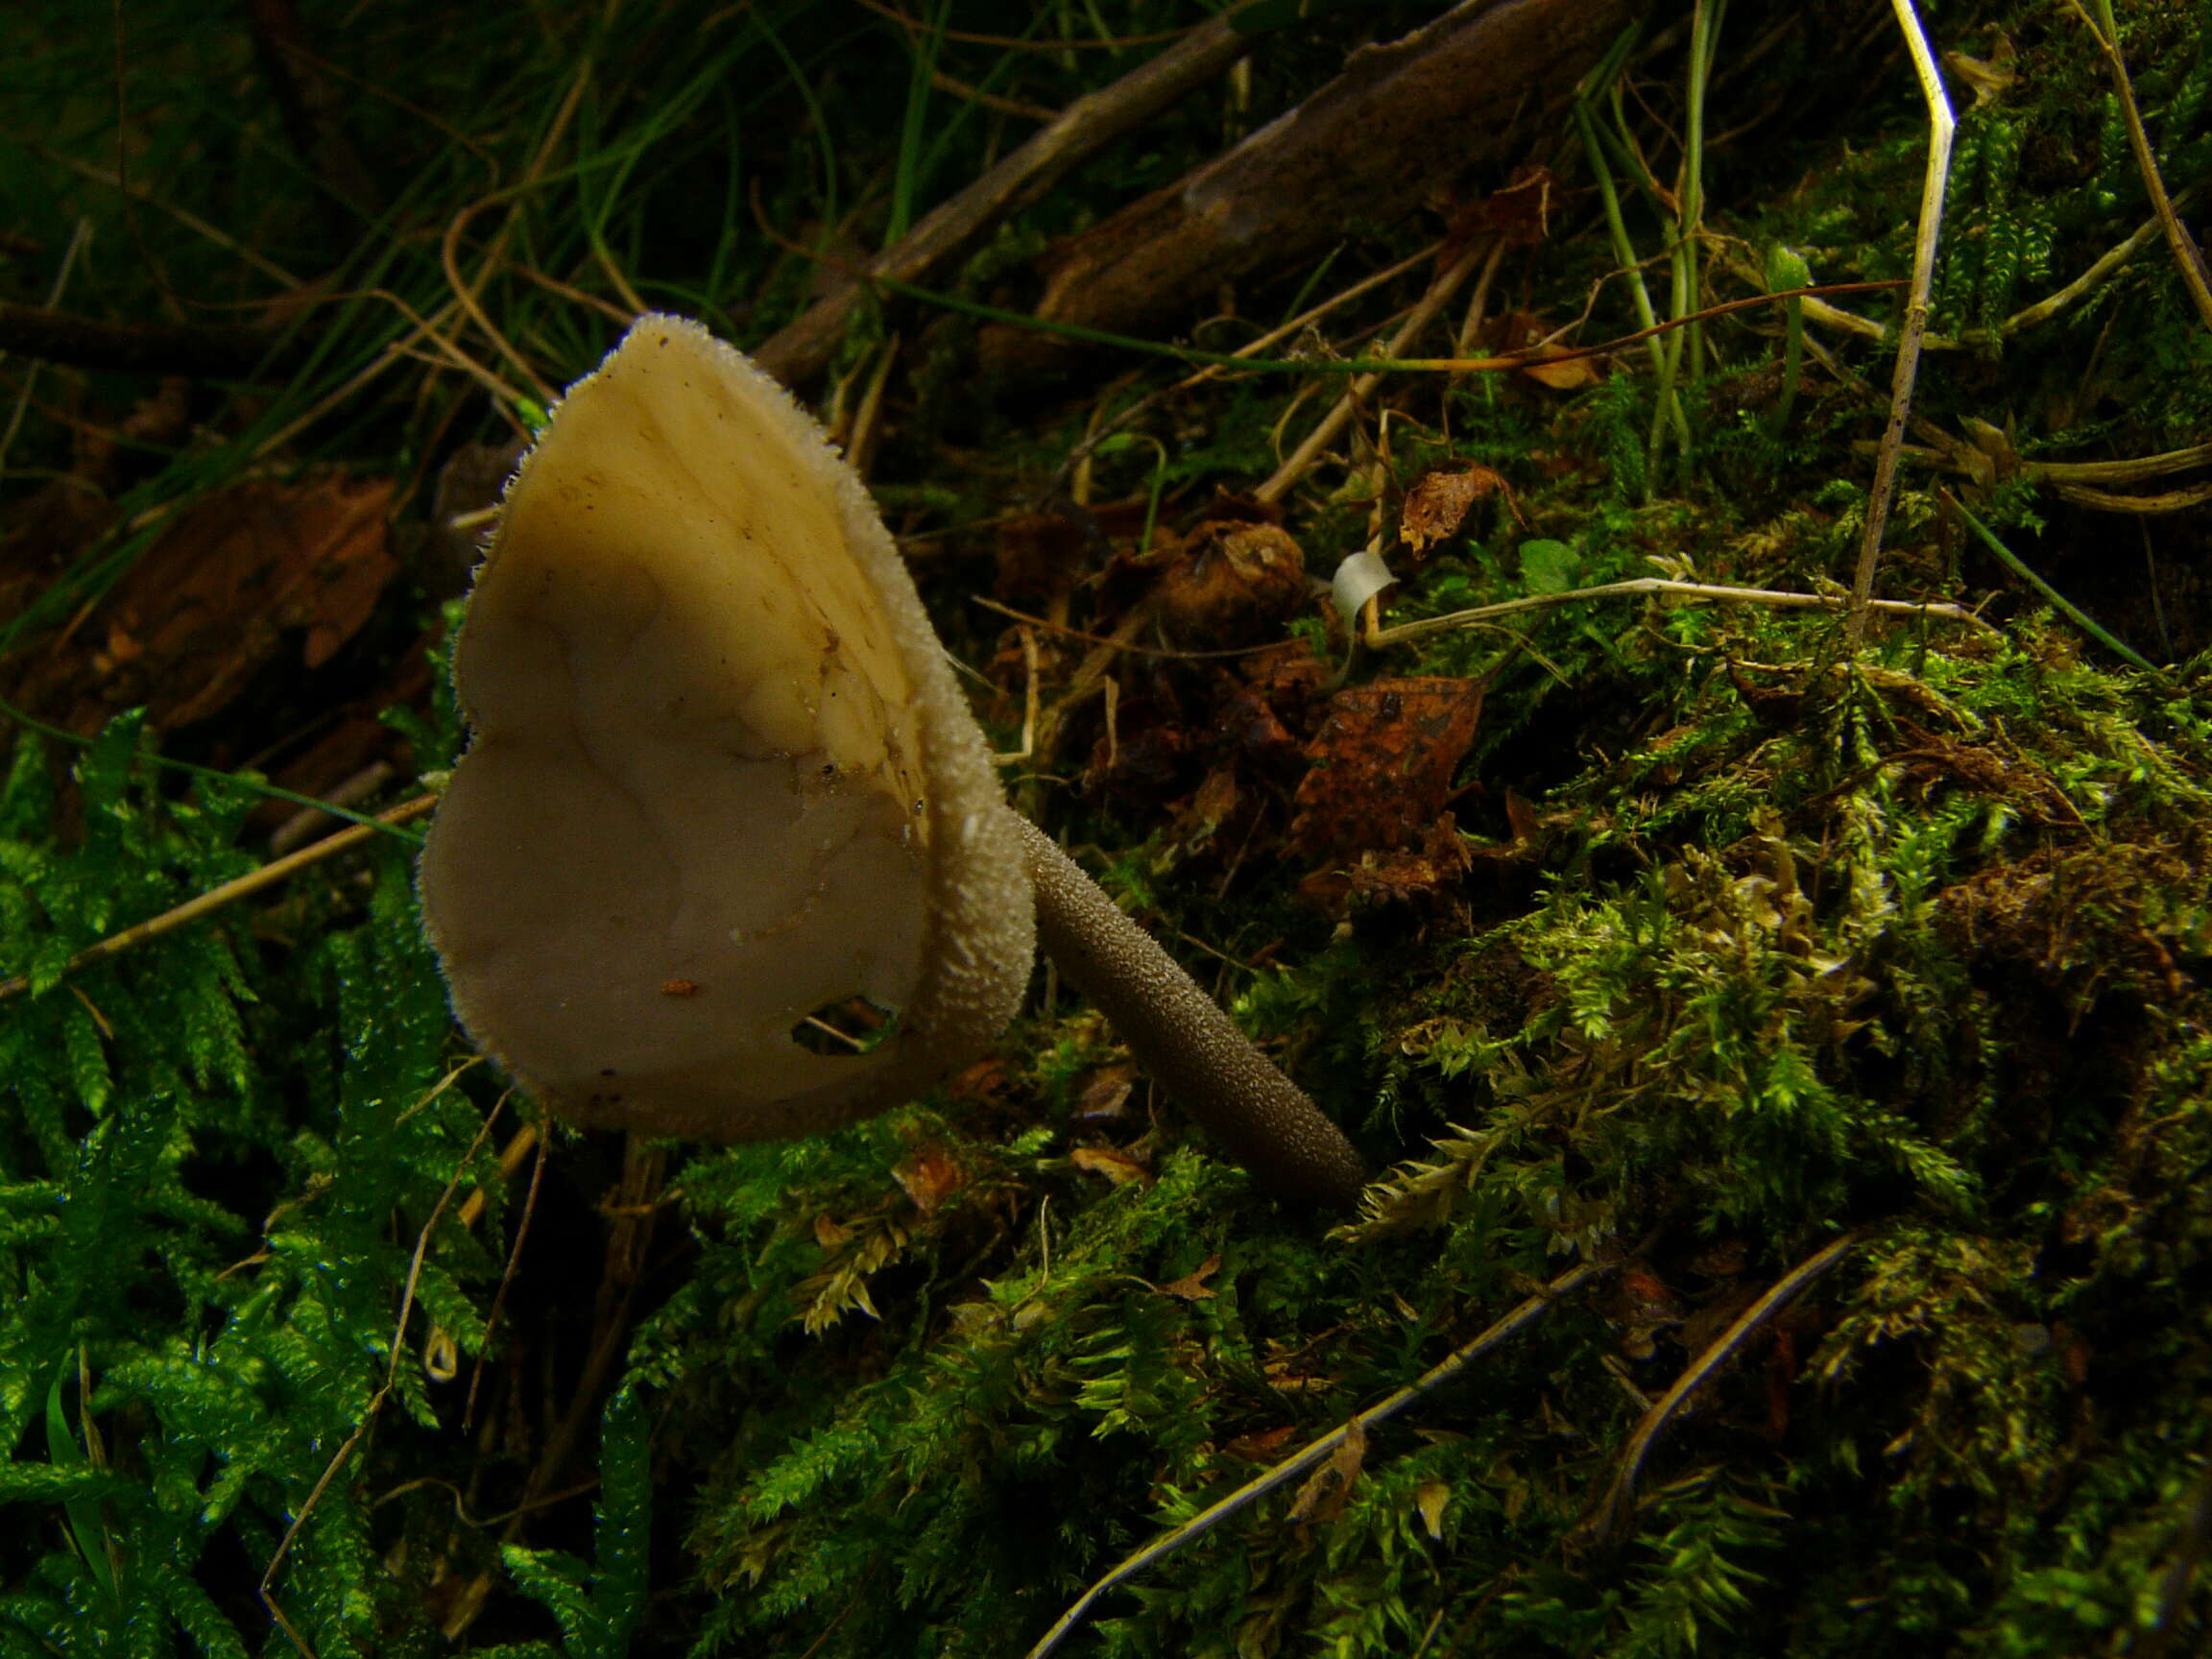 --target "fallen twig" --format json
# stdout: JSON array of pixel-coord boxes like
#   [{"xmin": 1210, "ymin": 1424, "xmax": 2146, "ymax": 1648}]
[
  {"xmin": 1023, "ymin": 1258, "xmax": 1611, "ymax": 1658},
  {"xmin": 977, "ymin": 0, "xmax": 1634, "ymax": 381},
  {"xmin": 1568, "ymin": 1232, "xmax": 1861, "ymax": 1555},
  {"xmin": 1761, "ymin": 191, "xmax": 2197, "ymax": 351},
  {"xmin": 1256, "ymin": 237, "xmax": 1498, "ymax": 506},
  {"xmin": 751, "ymin": 1, "xmax": 1267, "ymax": 388},
  {"xmin": 1366, "ymin": 577, "xmax": 1992, "ymax": 651},
  {"xmin": 1849, "ymin": 0, "xmax": 1954, "ymax": 646},
  {"xmin": 0, "ymin": 299, "xmax": 297, "ymax": 379},
  {"xmin": 0, "ymin": 792, "xmax": 436, "ymax": 1003},
  {"xmin": 2061, "ymin": 0, "xmax": 2212, "ymax": 334}
]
